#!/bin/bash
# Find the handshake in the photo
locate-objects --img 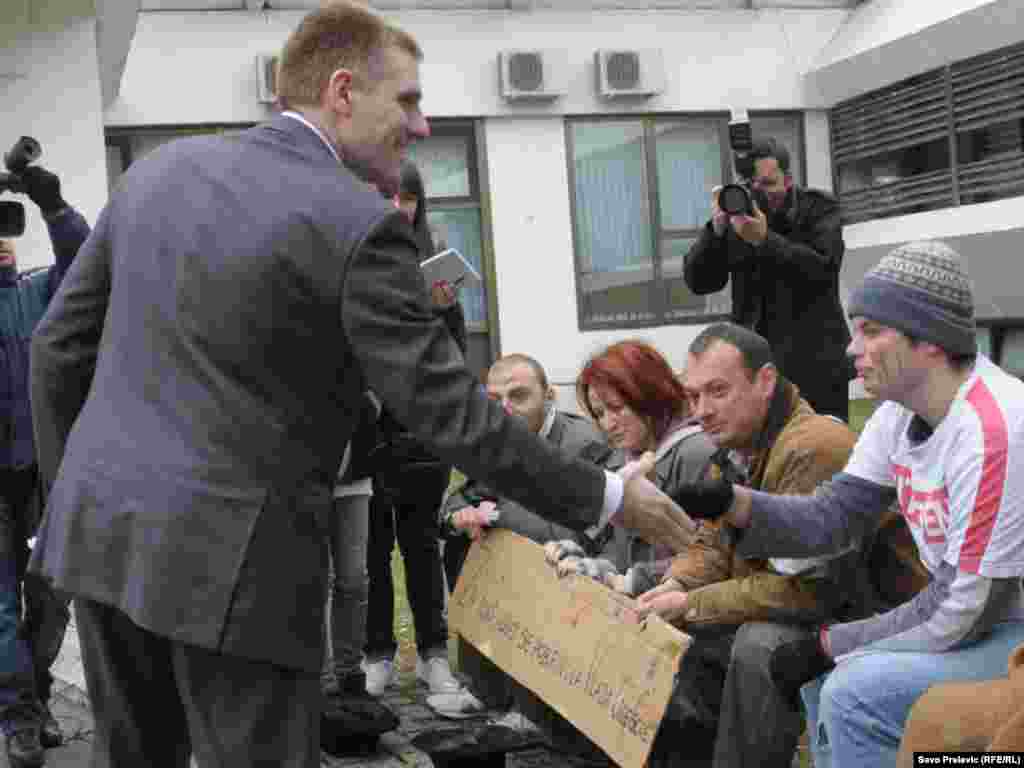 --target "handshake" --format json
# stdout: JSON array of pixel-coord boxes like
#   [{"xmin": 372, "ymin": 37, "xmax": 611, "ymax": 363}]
[{"xmin": 447, "ymin": 455, "xmax": 737, "ymax": 552}]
